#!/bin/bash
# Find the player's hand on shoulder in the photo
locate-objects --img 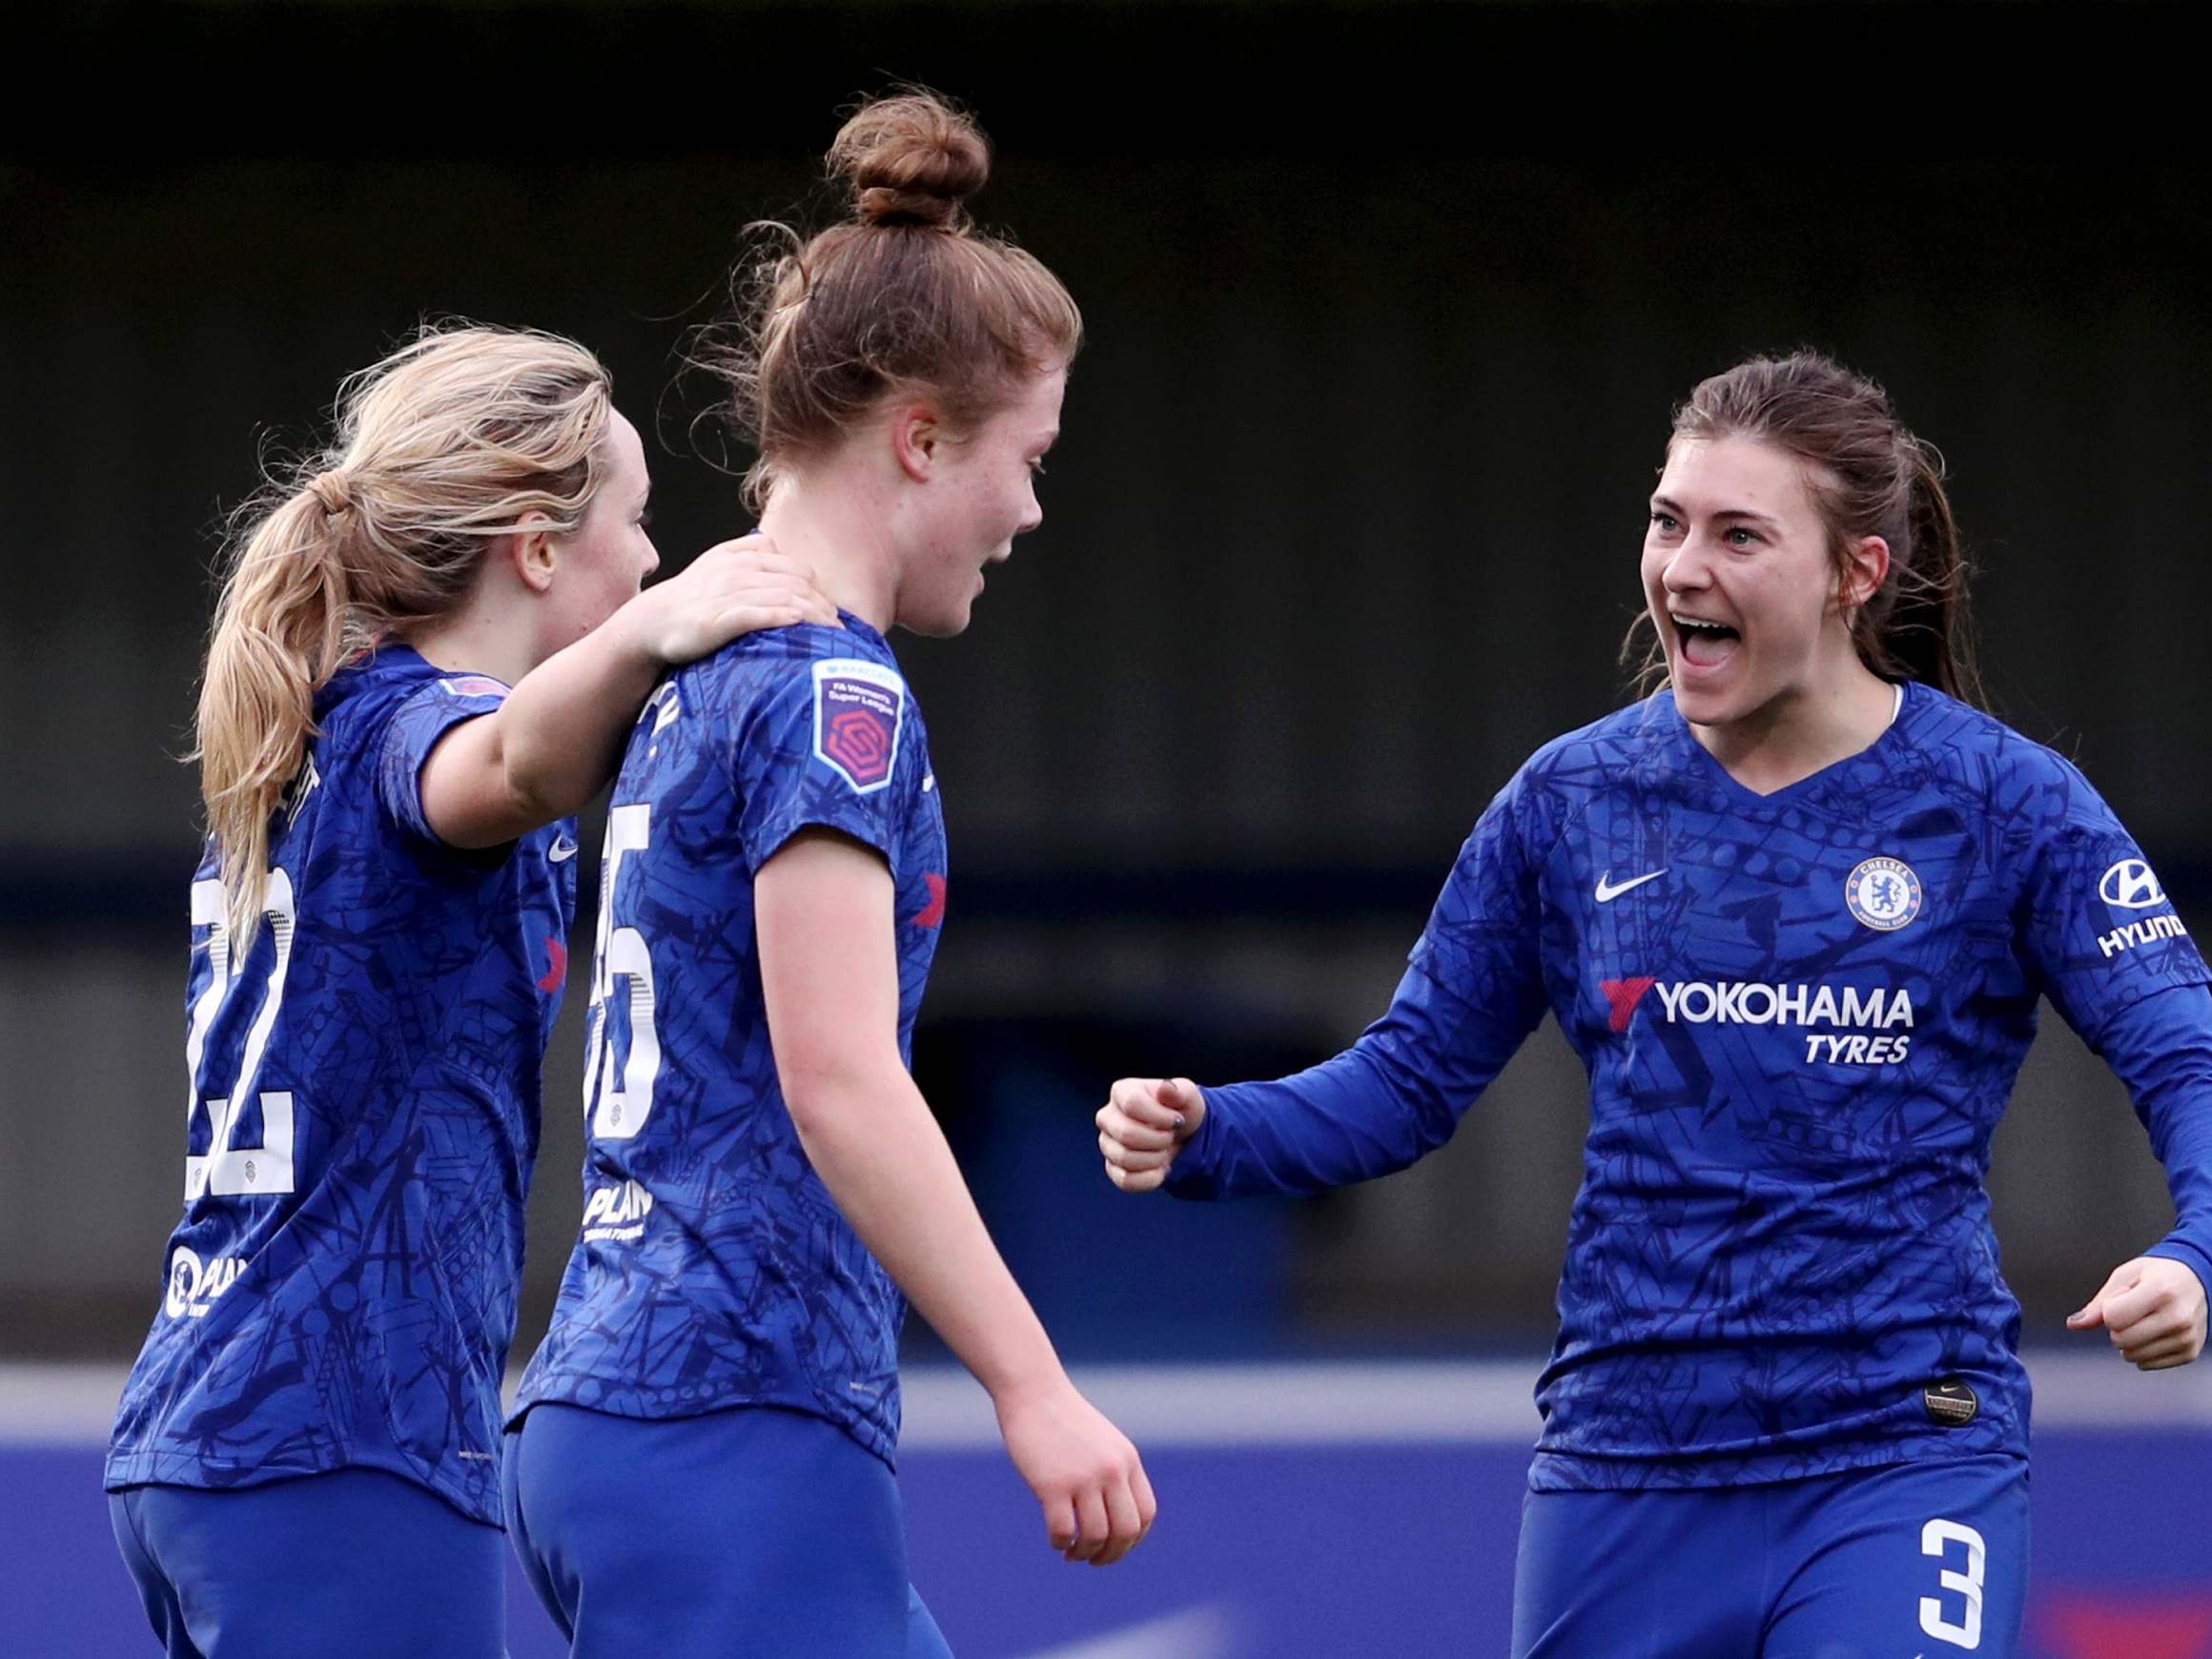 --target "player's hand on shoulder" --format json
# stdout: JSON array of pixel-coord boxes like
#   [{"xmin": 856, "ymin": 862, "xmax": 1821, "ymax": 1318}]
[
  {"xmin": 1096, "ymin": 1076, "xmax": 1204, "ymax": 1193},
  {"xmin": 995, "ymin": 1377, "xmax": 1156, "ymax": 1567},
  {"xmin": 2067, "ymin": 1255, "xmax": 2209, "ymax": 1370},
  {"xmin": 624, "ymin": 532, "xmax": 840, "ymax": 665}
]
